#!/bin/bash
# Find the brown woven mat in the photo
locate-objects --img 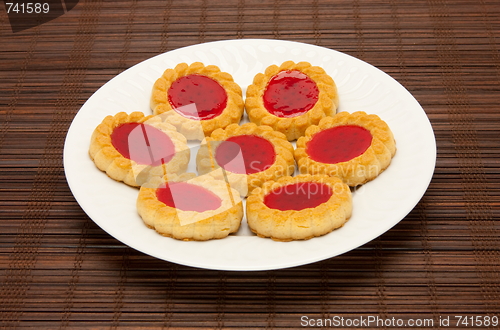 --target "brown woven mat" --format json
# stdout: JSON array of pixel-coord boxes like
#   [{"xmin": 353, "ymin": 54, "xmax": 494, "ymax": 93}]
[{"xmin": 1, "ymin": 0, "xmax": 499, "ymax": 328}]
